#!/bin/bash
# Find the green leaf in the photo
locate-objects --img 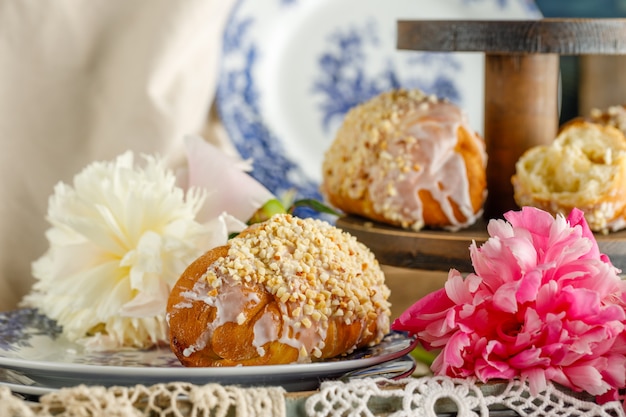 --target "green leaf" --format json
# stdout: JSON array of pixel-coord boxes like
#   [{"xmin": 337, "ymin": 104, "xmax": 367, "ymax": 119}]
[
  {"xmin": 410, "ymin": 345, "xmax": 437, "ymax": 366},
  {"xmin": 288, "ymin": 199, "xmax": 341, "ymax": 216},
  {"xmin": 245, "ymin": 197, "xmax": 340, "ymax": 228}
]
